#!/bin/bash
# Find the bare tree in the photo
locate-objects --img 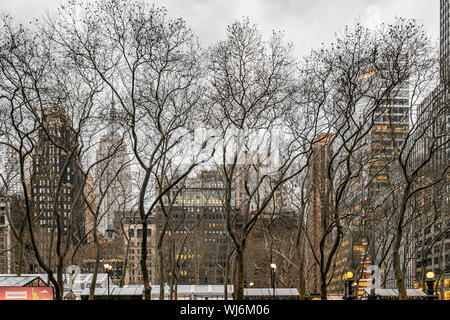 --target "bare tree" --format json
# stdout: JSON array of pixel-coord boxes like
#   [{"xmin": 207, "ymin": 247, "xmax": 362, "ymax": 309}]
[
  {"xmin": 289, "ymin": 19, "xmax": 439, "ymax": 299},
  {"xmin": 47, "ymin": 0, "xmax": 215, "ymax": 299},
  {"xmin": 0, "ymin": 11, "xmax": 113, "ymax": 299},
  {"xmin": 206, "ymin": 17, "xmax": 319, "ymax": 300}
]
